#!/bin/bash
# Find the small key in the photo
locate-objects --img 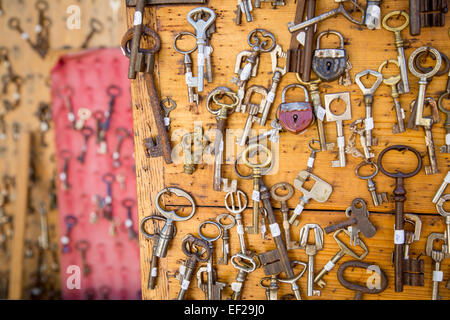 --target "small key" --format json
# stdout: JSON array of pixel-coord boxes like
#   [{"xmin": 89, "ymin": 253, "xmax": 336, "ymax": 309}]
[
  {"xmin": 77, "ymin": 126, "xmax": 94, "ymax": 164},
  {"xmin": 160, "ymin": 97, "xmax": 177, "ymax": 130},
  {"xmin": 122, "ymin": 199, "xmax": 138, "ymax": 241},
  {"xmin": 426, "ymin": 233, "xmax": 449, "ymax": 300},
  {"xmin": 113, "ymin": 128, "xmax": 132, "ymax": 168},
  {"xmin": 216, "ymin": 213, "xmax": 236, "ymax": 265},
  {"xmin": 75, "ymin": 240, "xmax": 92, "ymax": 276},
  {"xmin": 299, "ymin": 224, "xmax": 323, "ymax": 297},
  {"xmin": 81, "ymin": 18, "xmax": 104, "ymax": 49},
  {"xmin": 59, "ymin": 150, "xmax": 72, "ymax": 191},
  {"xmin": 355, "ymin": 161, "xmax": 388, "ymax": 206}
]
